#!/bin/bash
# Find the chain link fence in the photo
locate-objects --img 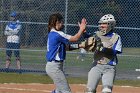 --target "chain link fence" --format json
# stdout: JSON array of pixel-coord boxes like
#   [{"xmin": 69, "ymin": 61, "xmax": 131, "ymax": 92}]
[{"xmin": 0, "ymin": 0, "xmax": 140, "ymax": 80}]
